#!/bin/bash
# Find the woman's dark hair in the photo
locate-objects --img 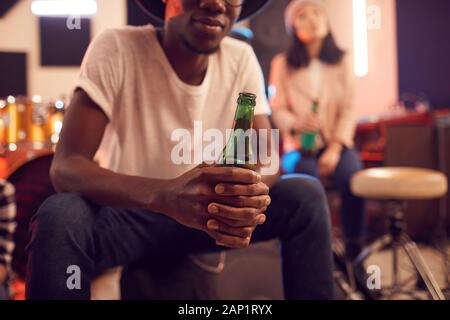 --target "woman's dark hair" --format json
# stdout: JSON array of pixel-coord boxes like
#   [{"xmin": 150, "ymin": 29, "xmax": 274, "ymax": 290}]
[{"xmin": 286, "ymin": 32, "xmax": 345, "ymax": 69}]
